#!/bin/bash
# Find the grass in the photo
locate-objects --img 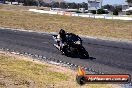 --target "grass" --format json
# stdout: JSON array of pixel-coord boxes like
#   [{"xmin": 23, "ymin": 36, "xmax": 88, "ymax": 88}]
[
  {"xmin": 0, "ymin": 5, "xmax": 132, "ymax": 41},
  {"xmin": 0, "ymin": 52, "xmax": 118, "ymax": 88}
]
